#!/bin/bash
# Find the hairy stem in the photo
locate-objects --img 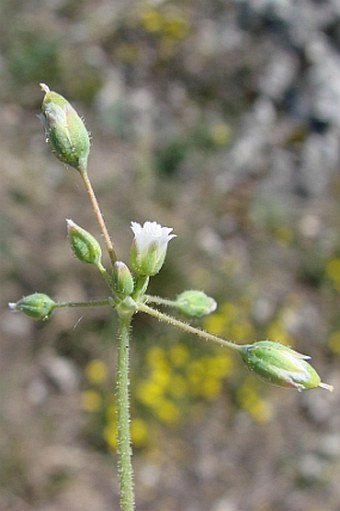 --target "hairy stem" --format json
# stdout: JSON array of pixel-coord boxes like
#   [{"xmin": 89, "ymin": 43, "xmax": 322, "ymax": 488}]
[
  {"xmin": 144, "ymin": 295, "xmax": 177, "ymax": 308},
  {"xmin": 55, "ymin": 299, "xmax": 111, "ymax": 309},
  {"xmin": 116, "ymin": 315, "xmax": 135, "ymax": 511},
  {"xmin": 96, "ymin": 261, "xmax": 115, "ymax": 291},
  {"xmin": 80, "ymin": 170, "xmax": 117, "ymax": 266},
  {"xmin": 138, "ymin": 302, "xmax": 242, "ymax": 352}
]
